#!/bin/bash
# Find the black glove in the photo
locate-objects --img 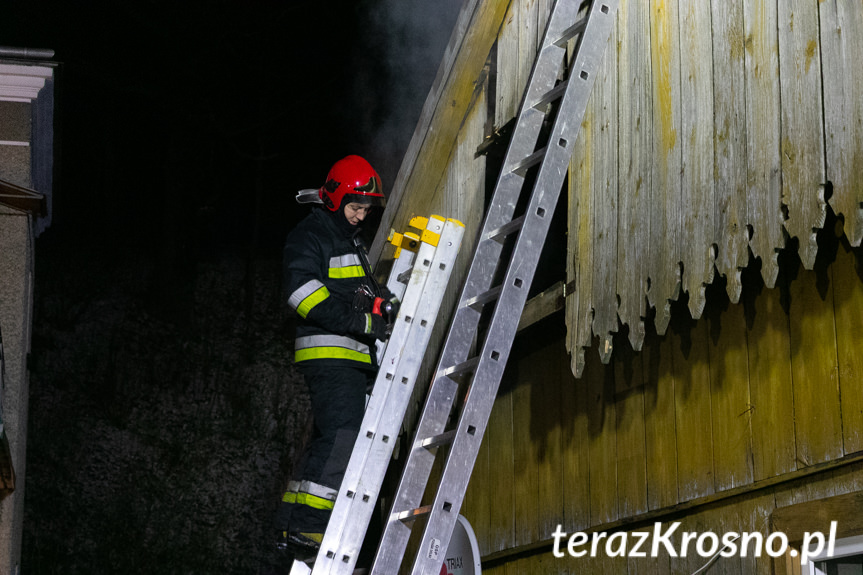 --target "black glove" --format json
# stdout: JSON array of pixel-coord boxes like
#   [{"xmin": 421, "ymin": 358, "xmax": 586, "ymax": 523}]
[
  {"xmin": 348, "ymin": 309, "xmax": 386, "ymax": 340},
  {"xmin": 366, "ymin": 312, "xmax": 389, "ymax": 341}
]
